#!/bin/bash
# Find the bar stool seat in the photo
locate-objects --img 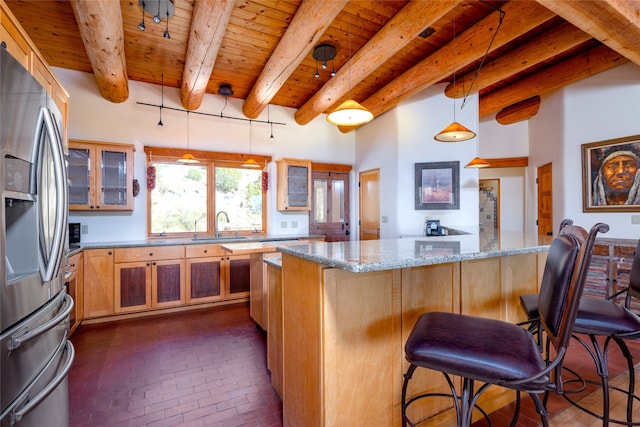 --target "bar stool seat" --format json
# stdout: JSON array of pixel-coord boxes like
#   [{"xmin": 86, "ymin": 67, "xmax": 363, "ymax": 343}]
[{"xmin": 405, "ymin": 312, "xmax": 547, "ymax": 388}]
